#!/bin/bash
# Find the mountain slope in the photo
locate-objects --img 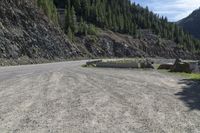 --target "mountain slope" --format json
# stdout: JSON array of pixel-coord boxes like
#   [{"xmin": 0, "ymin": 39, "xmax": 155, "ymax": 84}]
[
  {"xmin": 54, "ymin": 0, "xmax": 200, "ymax": 53},
  {"xmin": 0, "ymin": 0, "xmax": 81, "ymax": 64},
  {"xmin": 179, "ymin": 8, "xmax": 200, "ymax": 39},
  {"xmin": 0, "ymin": 0, "xmax": 199, "ymax": 66}
]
